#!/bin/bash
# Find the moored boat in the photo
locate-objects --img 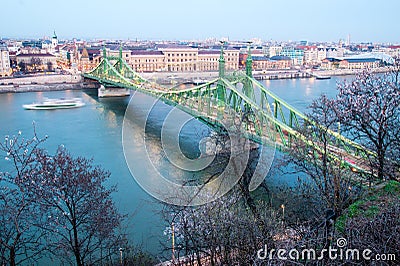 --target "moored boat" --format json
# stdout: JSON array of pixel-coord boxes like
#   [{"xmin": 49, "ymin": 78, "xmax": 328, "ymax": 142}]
[
  {"xmin": 23, "ymin": 98, "xmax": 85, "ymax": 110},
  {"xmin": 315, "ymin": 75, "xmax": 331, "ymax": 80}
]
